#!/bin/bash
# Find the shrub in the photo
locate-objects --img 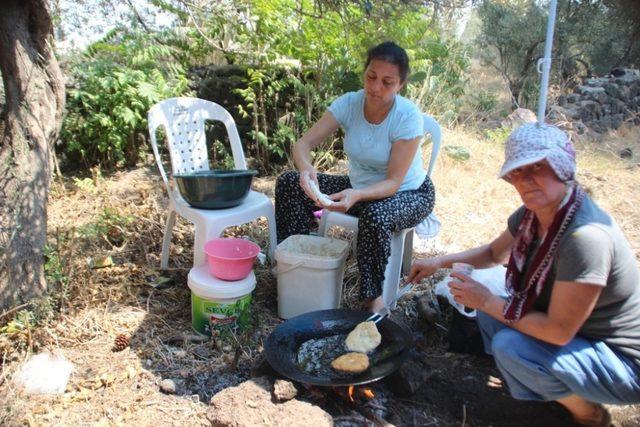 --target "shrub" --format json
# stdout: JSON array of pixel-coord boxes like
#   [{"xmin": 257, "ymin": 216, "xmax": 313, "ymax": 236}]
[{"xmin": 60, "ymin": 30, "xmax": 190, "ymax": 169}]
